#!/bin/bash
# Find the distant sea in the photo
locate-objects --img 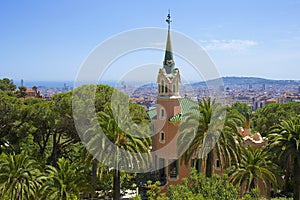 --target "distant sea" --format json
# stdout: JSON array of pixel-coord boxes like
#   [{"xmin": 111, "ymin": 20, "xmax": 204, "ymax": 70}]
[{"xmin": 16, "ymin": 77, "xmax": 300, "ymax": 89}]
